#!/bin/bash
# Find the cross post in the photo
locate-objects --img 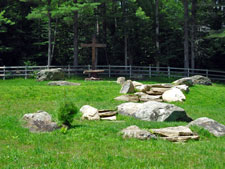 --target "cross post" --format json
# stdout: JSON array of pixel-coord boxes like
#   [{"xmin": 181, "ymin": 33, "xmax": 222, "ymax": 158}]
[{"xmin": 81, "ymin": 35, "xmax": 106, "ymax": 70}]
